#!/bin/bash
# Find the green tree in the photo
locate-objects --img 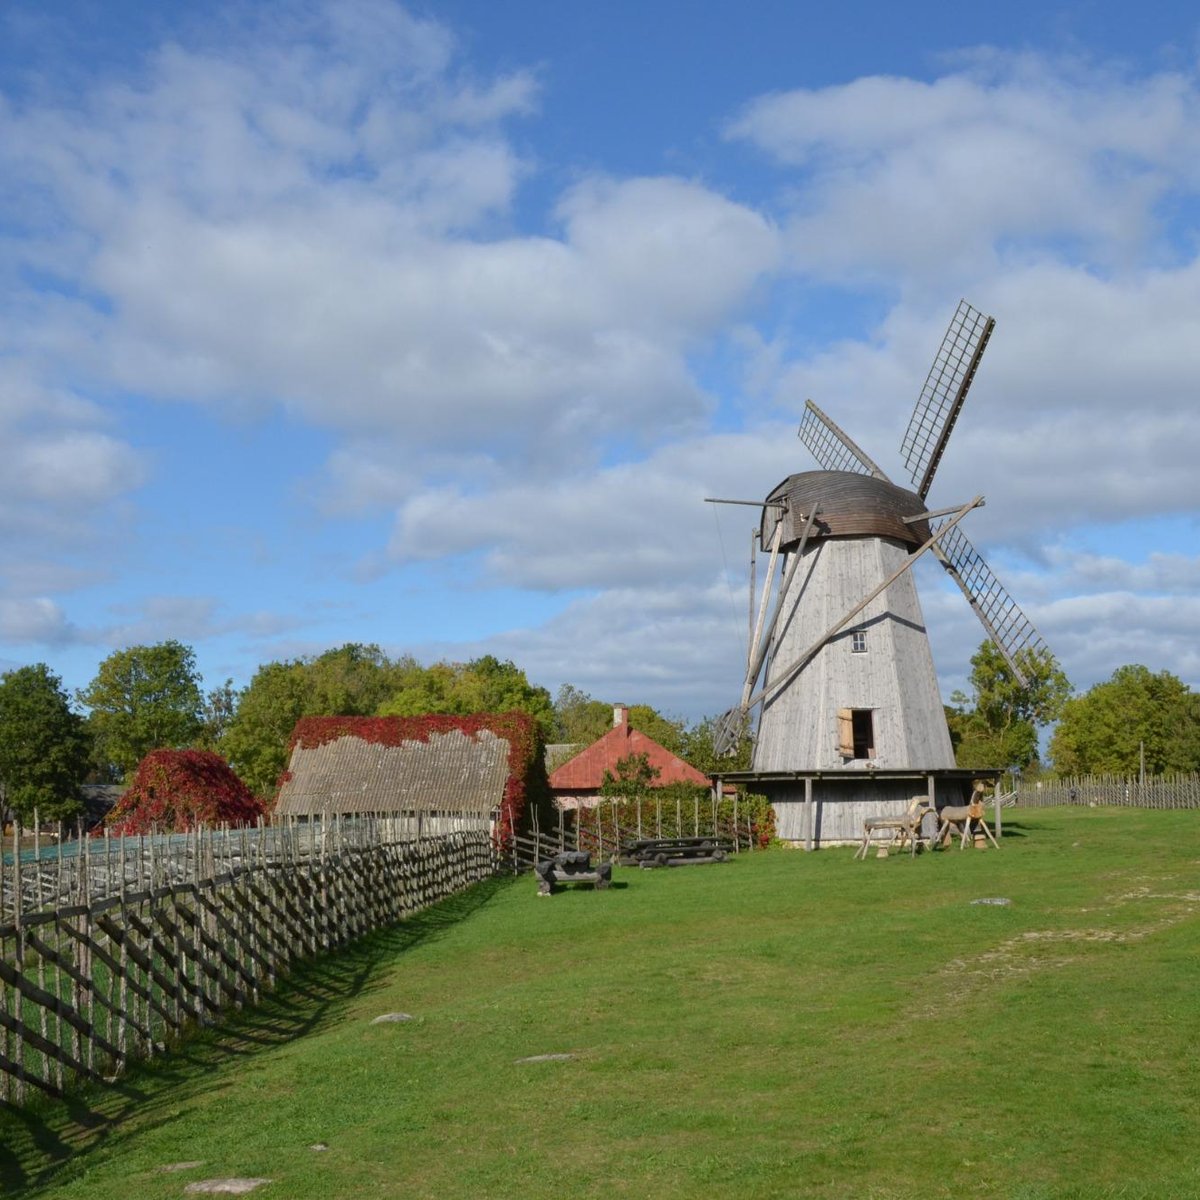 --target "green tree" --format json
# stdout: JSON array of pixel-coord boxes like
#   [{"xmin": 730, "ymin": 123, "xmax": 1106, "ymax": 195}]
[
  {"xmin": 221, "ymin": 661, "xmax": 312, "ymax": 797},
  {"xmin": 1048, "ymin": 665, "xmax": 1200, "ymax": 776},
  {"xmin": 552, "ymin": 684, "xmax": 613, "ymax": 745},
  {"xmin": 680, "ymin": 713, "xmax": 753, "ymax": 774},
  {"xmin": 627, "ymin": 704, "xmax": 687, "ymax": 756},
  {"xmin": 198, "ymin": 678, "xmax": 238, "ymax": 752},
  {"xmin": 947, "ymin": 641, "xmax": 1071, "ymax": 771},
  {"xmin": 0, "ymin": 664, "xmax": 90, "ymax": 822},
  {"xmin": 599, "ymin": 752, "xmax": 661, "ymax": 803},
  {"xmin": 307, "ymin": 643, "xmax": 401, "ymax": 715},
  {"xmin": 77, "ymin": 640, "xmax": 204, "ymax": 779},
  {"xmin": 223, "ymin": 644, "xmax": 449, "ymax": 797},
  {"xmin": 379, "ymin": 655, "xmax": 555, "ymax": 738}
]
